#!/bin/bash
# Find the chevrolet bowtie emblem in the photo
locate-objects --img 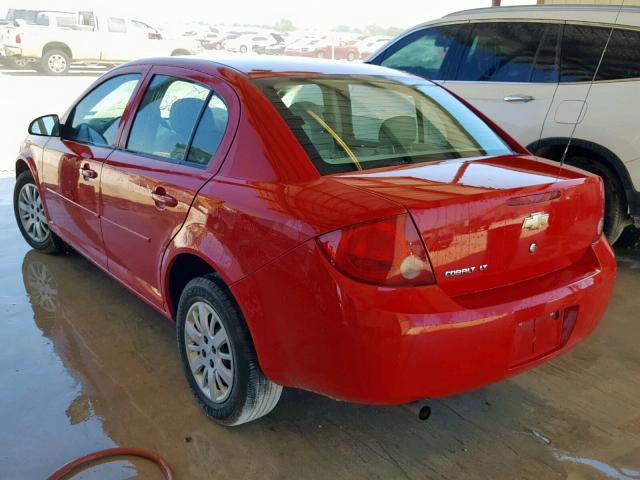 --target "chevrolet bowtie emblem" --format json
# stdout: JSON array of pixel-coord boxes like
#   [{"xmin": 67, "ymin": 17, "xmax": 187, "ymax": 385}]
[{"xmin": 522, "ymin": 212, "xmax": 549, "ymax": 231}]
